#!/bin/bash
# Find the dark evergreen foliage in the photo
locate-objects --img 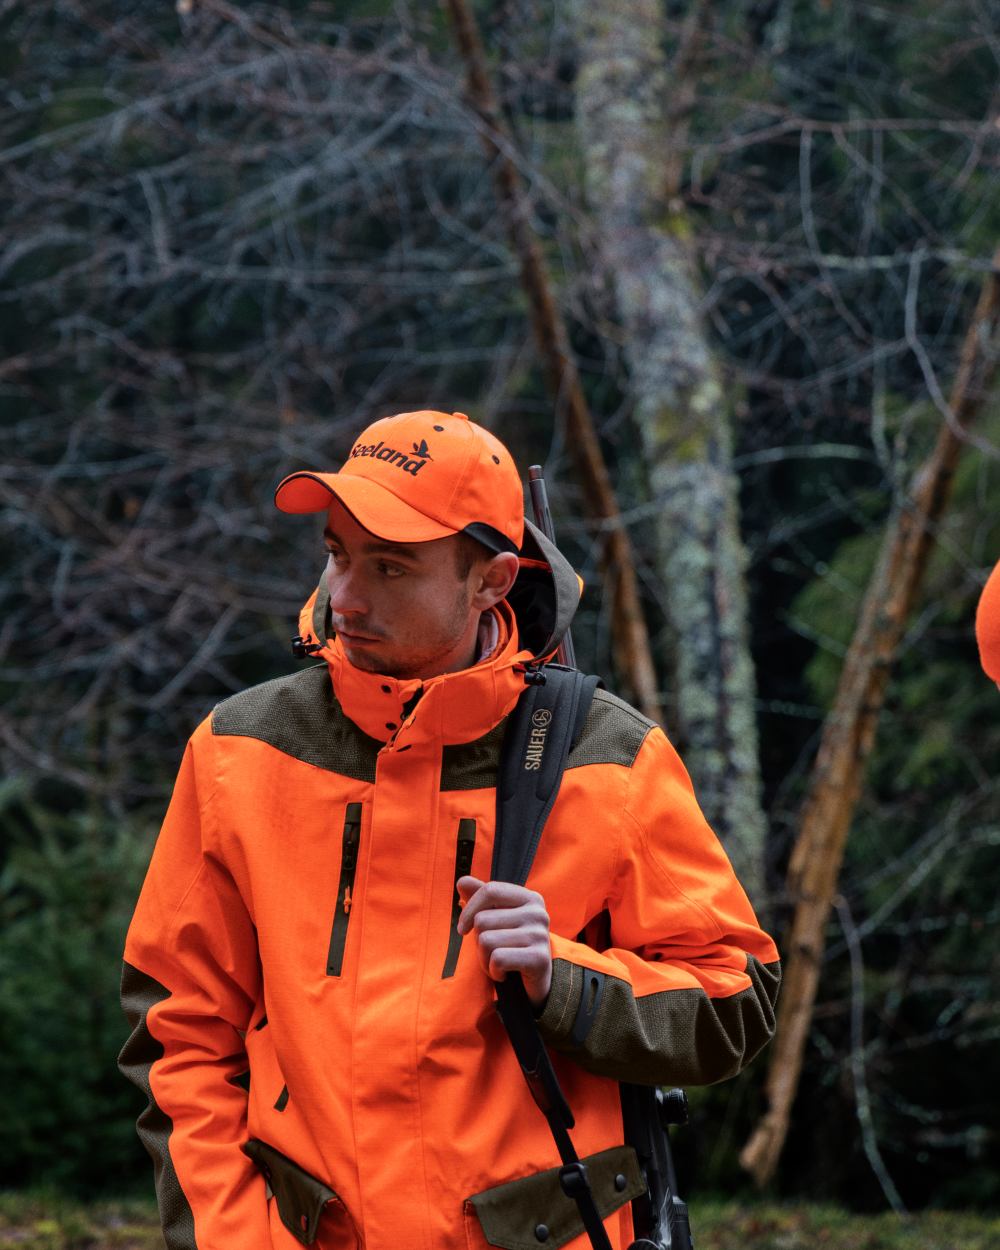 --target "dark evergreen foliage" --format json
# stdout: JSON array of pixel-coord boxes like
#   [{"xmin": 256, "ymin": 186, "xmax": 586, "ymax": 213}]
[{"xmin": 0, "ymin": 787, "xmax": 154, "ymax": 1193}]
